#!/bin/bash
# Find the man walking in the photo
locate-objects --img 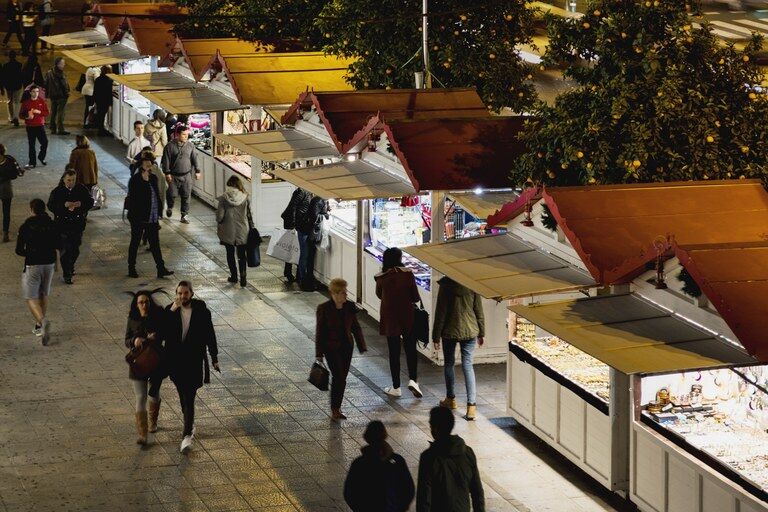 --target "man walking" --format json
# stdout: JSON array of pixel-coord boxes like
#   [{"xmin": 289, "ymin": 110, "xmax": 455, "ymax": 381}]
[
  {"xmin": 2, "ymin": 51, "xmax": 23, "ymax": 126},
  {"xmin": 165, "ymin": 281, "xmax": 219, "ymax": 453},
  {"xmin": 161, "ymin": 124, "xmax": 200, "ymax": 224},
  {"xmin": 47, "ymin": 169, "xmax": 93, "ymax": 284},
  {"xmin": 15, "ymin": 198, "xmax": 59, "ymax": 346},
  {"xmin": 416, "ymin": 407, "xmax": 485, "ymax": 512},
  {"xmin": 126, "ymin": 120, "xmax": 150, "ymax": 171},
  {"xmin": 19, "ymin": 84, "xmax": 48, "ymax": 169},
  {"xmin": 44, "ymin": 57, "xmax": 69, "ymax": 135},
  {"xmin": 39, "ymin": 0, "xmax": 53, "ymax": 51},
  {"xmin": 2, "ymin": 0, "xmax": 24, "ymax": 48}
]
